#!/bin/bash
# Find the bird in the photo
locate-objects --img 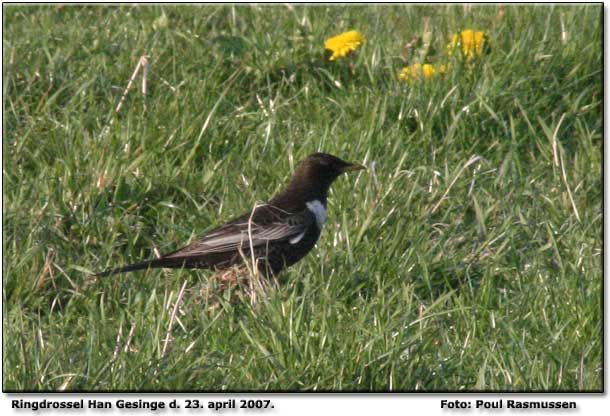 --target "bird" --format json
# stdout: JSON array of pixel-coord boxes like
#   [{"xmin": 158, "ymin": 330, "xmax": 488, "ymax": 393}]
[{"xmin": 95, "ymin": 153, "xmax": 365, "ymax": 280}]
